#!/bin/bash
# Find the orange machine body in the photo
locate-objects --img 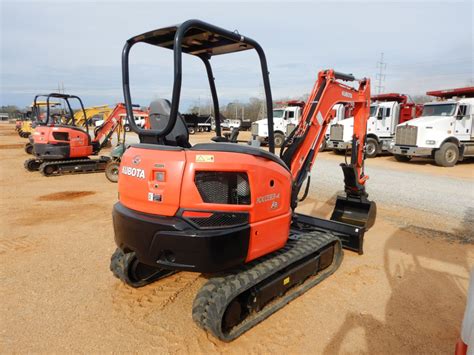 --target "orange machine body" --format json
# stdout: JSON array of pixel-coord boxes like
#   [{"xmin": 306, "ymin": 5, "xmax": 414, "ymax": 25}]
[
  {"xmin": 32, "ymin": 103, "xmax": 147, "ymax": 161},
  {"xmin": 113, "ymin": 70, "xmax": 374, "ymax": 273},
  {"xmin": 118, "ymin": 145, "xmax": 292, "ymax": 263},
  {"xmin": 32, "ymin": 125, "xmax": 93, "ymax": 158}
]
